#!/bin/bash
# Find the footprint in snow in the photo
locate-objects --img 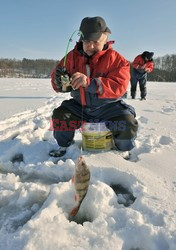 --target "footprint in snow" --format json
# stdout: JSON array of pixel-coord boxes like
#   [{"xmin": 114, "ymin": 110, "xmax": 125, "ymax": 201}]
[
  {"xmin": 143, "ymin": 109, "xmax": 154, "ymax": 113},
  {"xmin": 161, "ymin": 105, "xmax": 176, "ymax": 114},
  {"xmin": 138, "ymin": 116, "xmax": 148, "ymax": 124},
  {"xmin": 159, "ymin": 135, "xmax": 173, "ymax": 145},
  {"xmin": 0, "ymin": 191, "xmax": 48, "ymax": 233}
]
